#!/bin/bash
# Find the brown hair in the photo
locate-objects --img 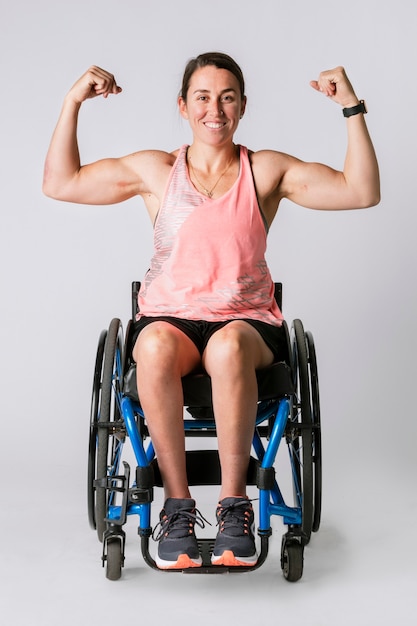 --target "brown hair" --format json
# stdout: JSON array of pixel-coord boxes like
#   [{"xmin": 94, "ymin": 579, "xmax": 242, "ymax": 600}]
[{"xmin": 180, "ymin": 52, "xmax": 245, "ymax": 101}]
